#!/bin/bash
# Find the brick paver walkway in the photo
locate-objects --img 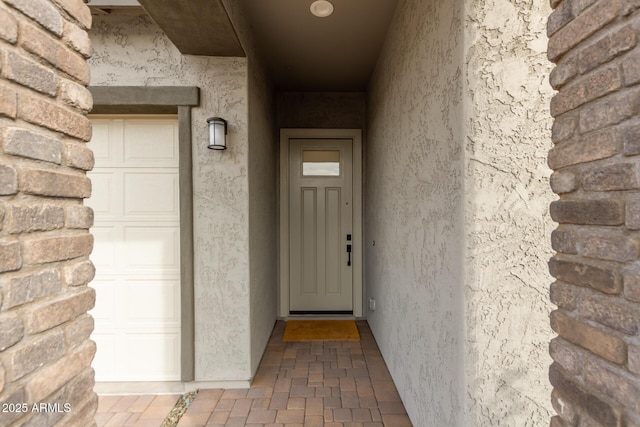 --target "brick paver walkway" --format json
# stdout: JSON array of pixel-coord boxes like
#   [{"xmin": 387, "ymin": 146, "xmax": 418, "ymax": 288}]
[{"xmin": 95, "ymin": 320, "xmax": 412, "ymax": 427}]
